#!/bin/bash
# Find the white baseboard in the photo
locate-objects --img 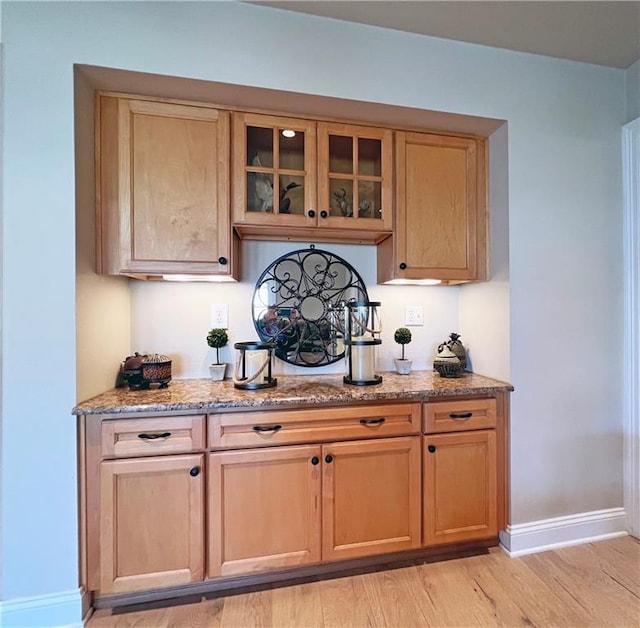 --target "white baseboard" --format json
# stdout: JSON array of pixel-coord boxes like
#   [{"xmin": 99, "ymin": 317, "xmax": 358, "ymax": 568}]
[
  {"xmin": 500, "ymin": 507, "xmax": 628, "ymax": 557},
  {"xmin": 0, "ymin": 588, "xmax": 82, "ymax": 628}
]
